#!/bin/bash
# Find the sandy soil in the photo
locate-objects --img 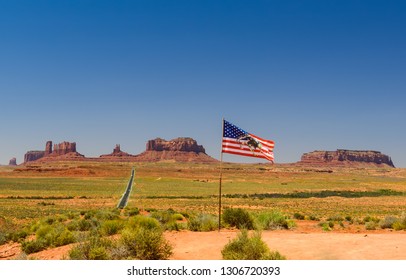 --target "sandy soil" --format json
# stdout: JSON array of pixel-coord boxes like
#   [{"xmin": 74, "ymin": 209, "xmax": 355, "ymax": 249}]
[
  {"xmin": 1, "ymin": 221, "xmax": 405, "ymax": 260},
  {"xmin": 165, "ymin": 230, "xmax": 406, "ymax": 260}
]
